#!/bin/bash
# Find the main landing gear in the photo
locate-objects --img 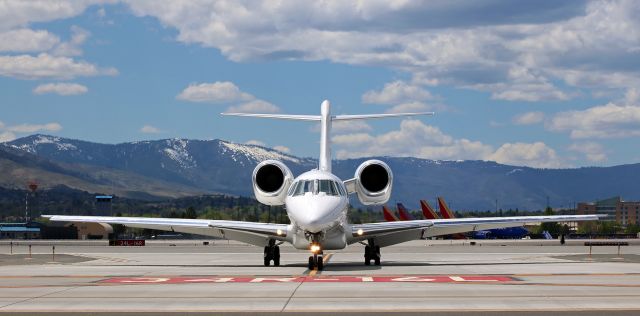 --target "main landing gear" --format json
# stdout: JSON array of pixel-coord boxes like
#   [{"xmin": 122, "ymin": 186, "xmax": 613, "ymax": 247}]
[
  {"xmin": 263, "ymin": 239, "xmax": 280, "ymax": 266},
  {"xmin": 364, "ymin": 239, "xmax": 381, "ymax": 266},
  {"xmin": 308, "ymin": 243, "xmax": 324, "ymax": 270}
]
